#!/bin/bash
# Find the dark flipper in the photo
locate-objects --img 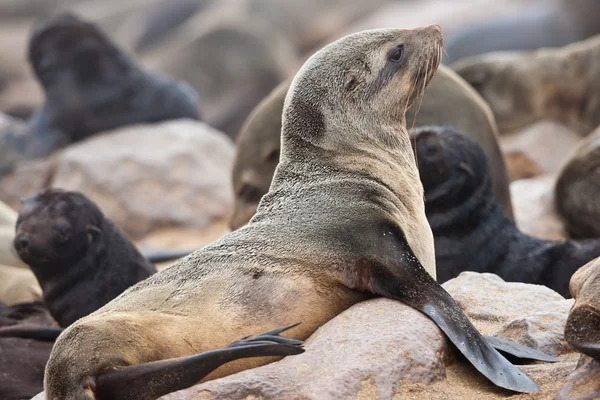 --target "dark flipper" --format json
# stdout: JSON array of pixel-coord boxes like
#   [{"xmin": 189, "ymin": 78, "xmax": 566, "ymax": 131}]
[
  {"xmin": 370, "ymin": 223, "xmax": 540, "ymax": 393},
  {"xmin": 94, "ymin": 323, "xmax": 304, "ymax": 400},
  {"xmin": 142, "ymin": 249, "xmax": 194, "ymax": 264},
  {"xmin": 0, "ymin": 324, "xmax": 64, "ymax": 341},
  {"xmin": 484, "ymin": 335, "xmax": 560, "ymax": 363}
]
